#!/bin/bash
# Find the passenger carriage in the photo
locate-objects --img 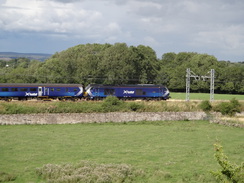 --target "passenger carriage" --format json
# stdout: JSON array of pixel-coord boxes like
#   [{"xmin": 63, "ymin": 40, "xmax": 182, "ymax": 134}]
[{"xmin": 0, "ymin": 83, "xmax": 84, "ymax": 101}]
